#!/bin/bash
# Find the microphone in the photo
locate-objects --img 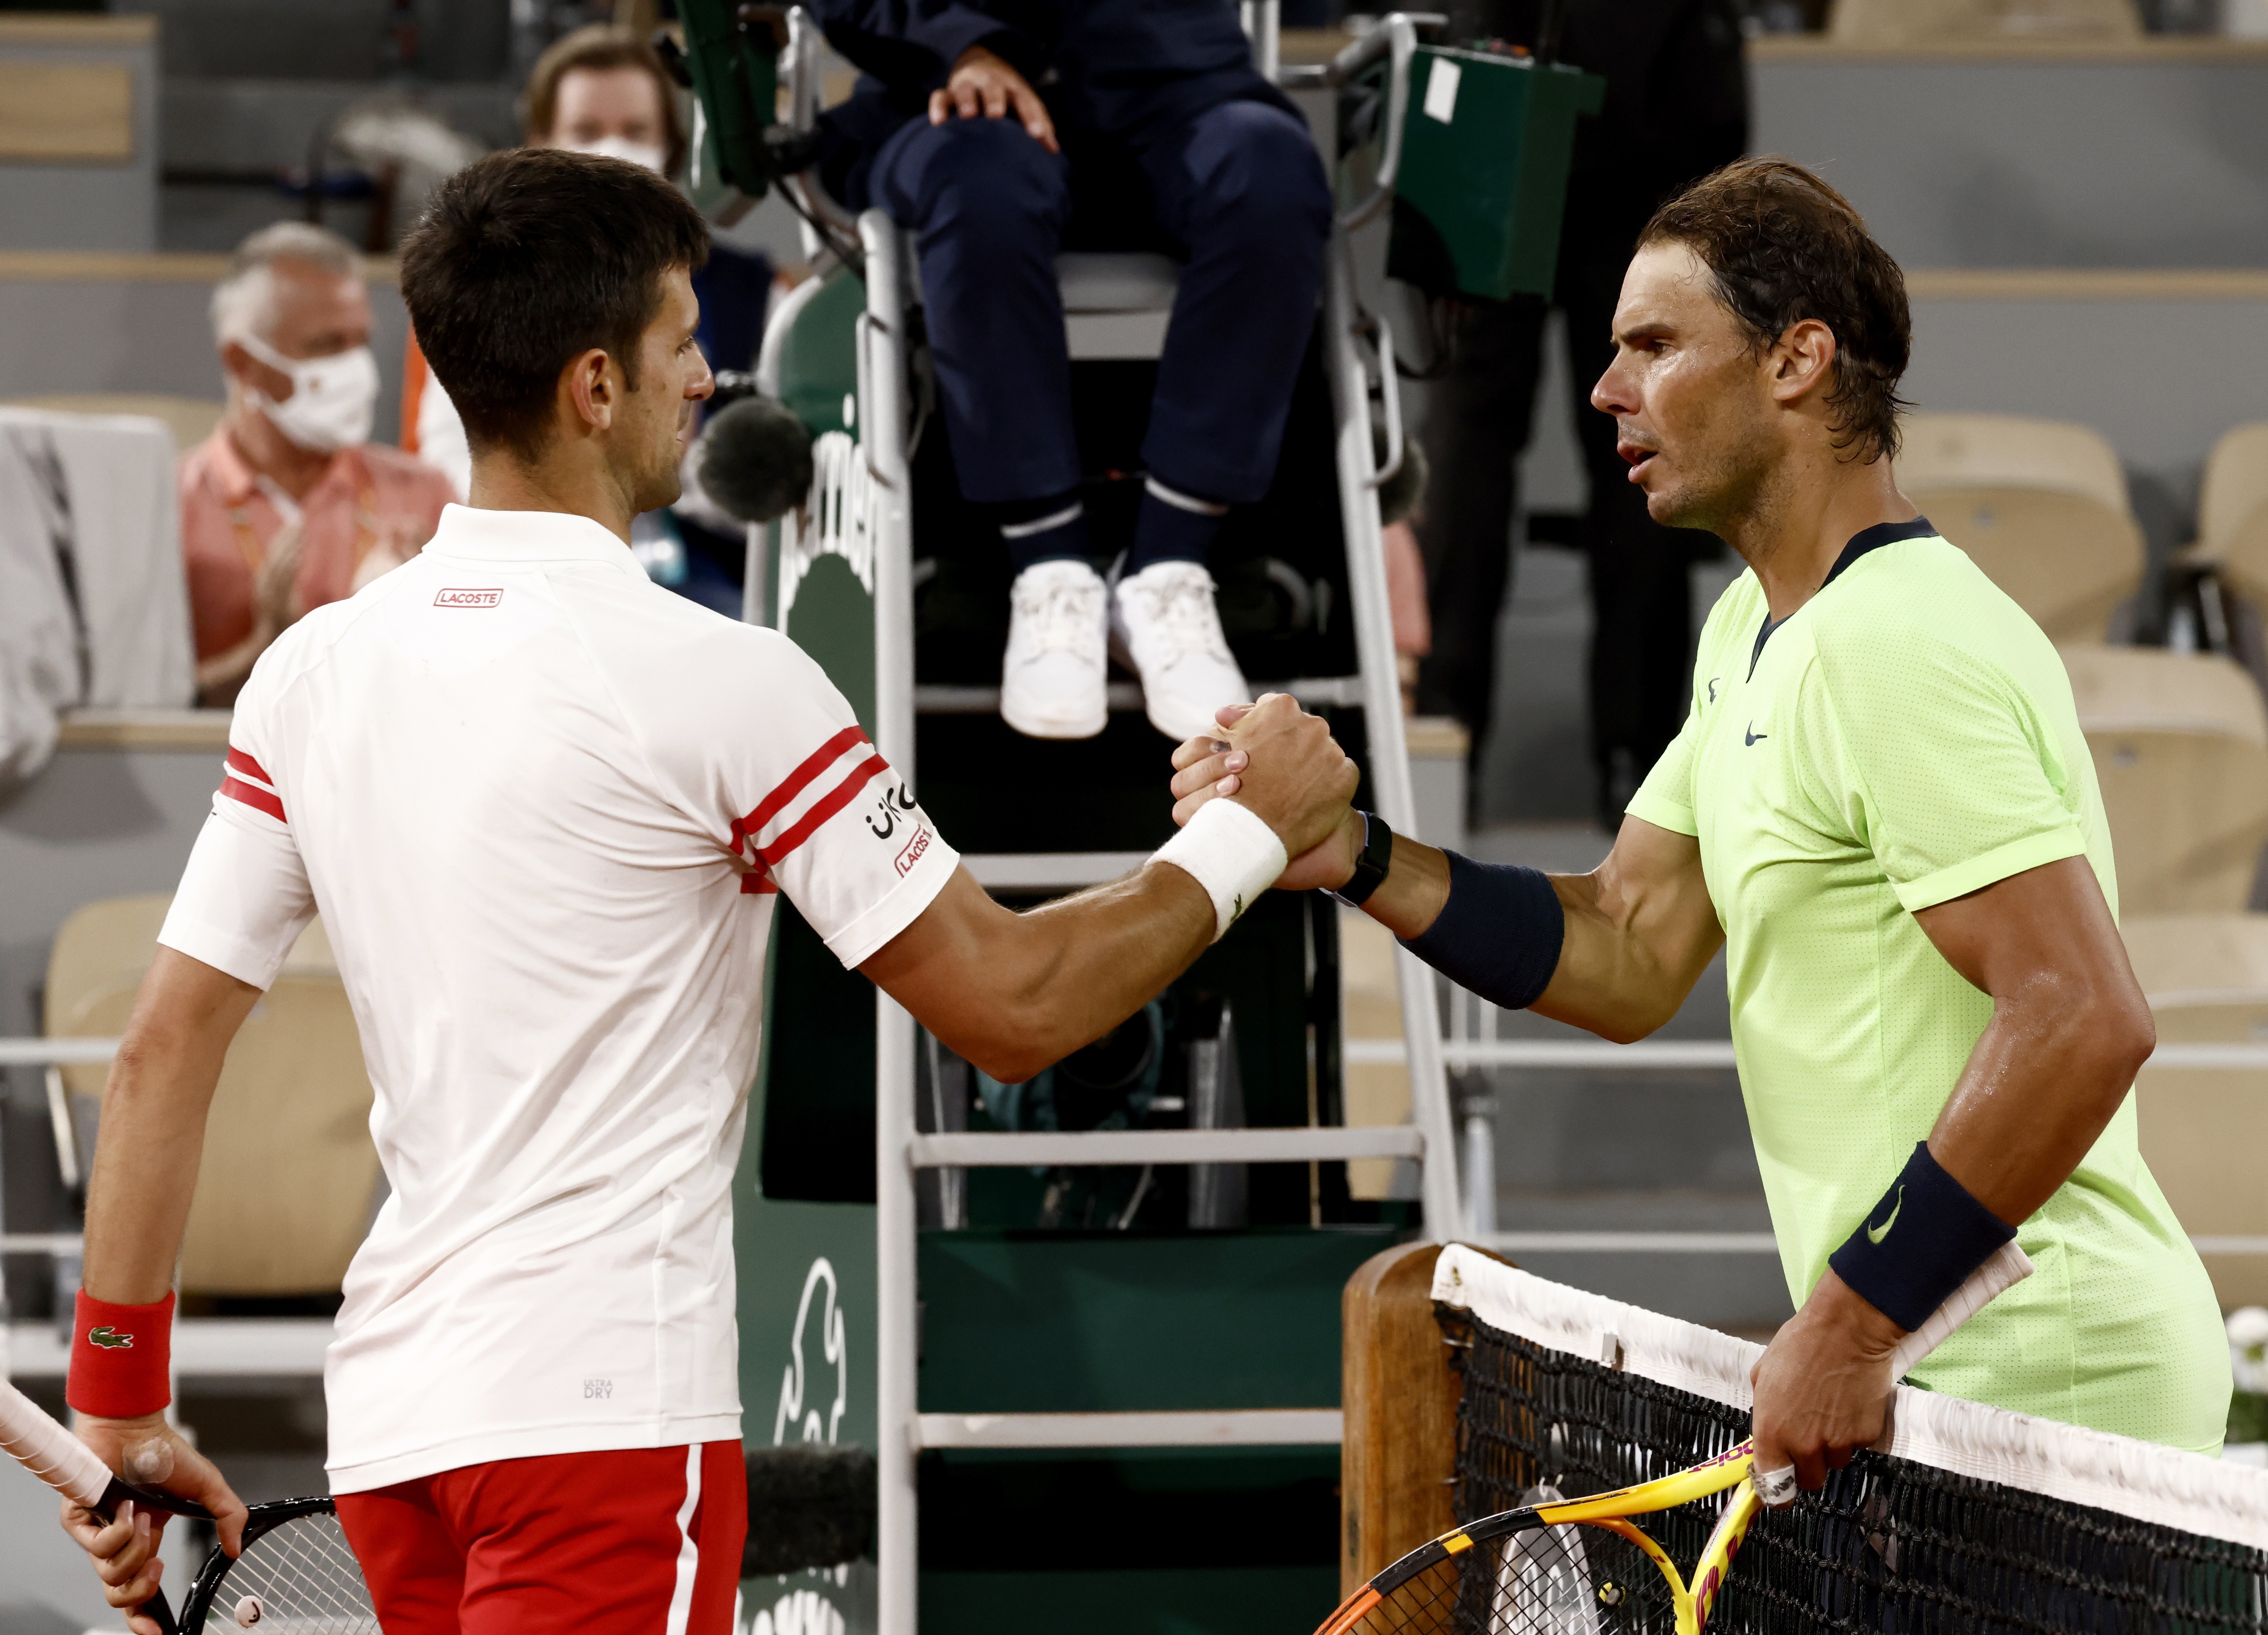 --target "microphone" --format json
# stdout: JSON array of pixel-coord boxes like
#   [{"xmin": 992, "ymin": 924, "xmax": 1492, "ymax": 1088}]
[{"xmin": 695, "ymin": 395, "xmax": 816, "ymax": 526}]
